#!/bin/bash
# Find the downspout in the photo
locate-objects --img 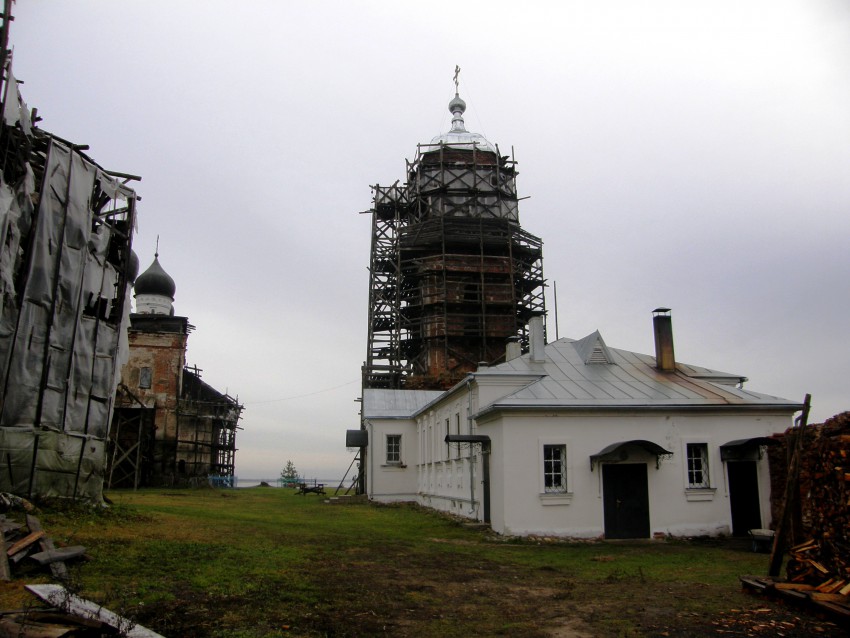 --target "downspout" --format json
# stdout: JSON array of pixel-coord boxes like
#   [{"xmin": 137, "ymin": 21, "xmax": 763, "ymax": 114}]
[
  {"xmin": 481, "ymin": 440, "xmax": 491, "ymax": 525},
  {"xmin": 366, "ymin": 419, "xmax": 374, "ymax": 498},
  {"xmin": 466, "ymin": 380, "xmax": 475, "ymax": 515}
]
